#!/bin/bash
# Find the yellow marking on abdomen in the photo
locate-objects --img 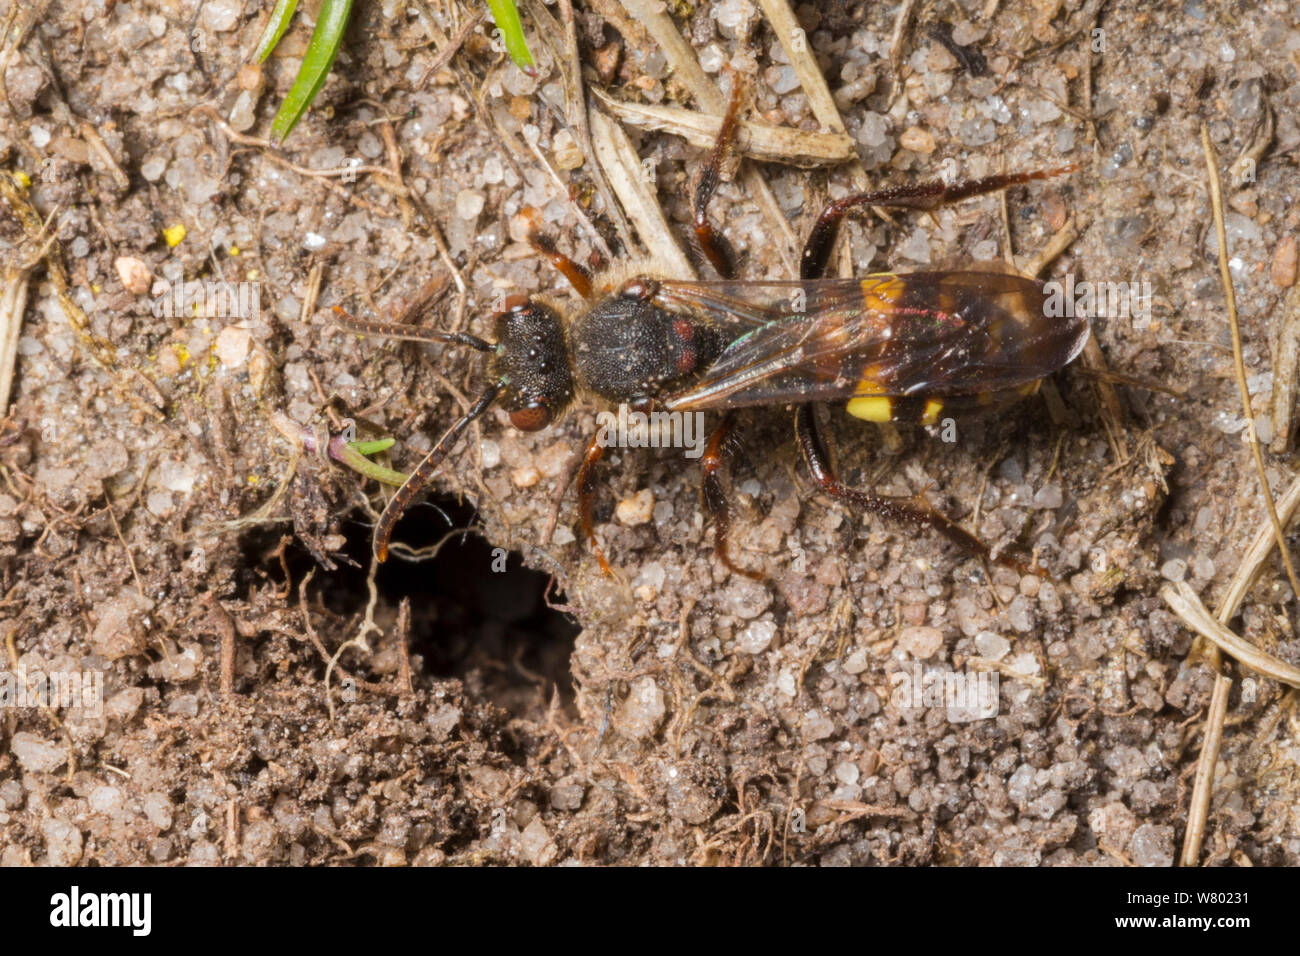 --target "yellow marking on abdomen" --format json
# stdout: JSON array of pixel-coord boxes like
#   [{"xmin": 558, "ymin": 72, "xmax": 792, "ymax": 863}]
[
  {"xmin": 846, "ymin": 395, "xmax": 893, "ymax": 422},
  {"xmin": 861, "ymin": 274, "xmax": 905, "ymax": 314},
  {"xmin": 921, "ymin": 398, "xmax": 944, "ymax": 425}
]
